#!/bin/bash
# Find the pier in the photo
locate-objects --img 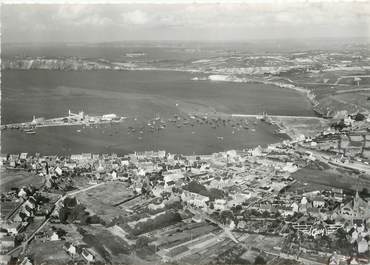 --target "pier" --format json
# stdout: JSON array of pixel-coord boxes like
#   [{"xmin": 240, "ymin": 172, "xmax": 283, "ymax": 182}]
[{"xmin": 1, "ymin": 110, "xmax": 126, "ymax": 131}]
